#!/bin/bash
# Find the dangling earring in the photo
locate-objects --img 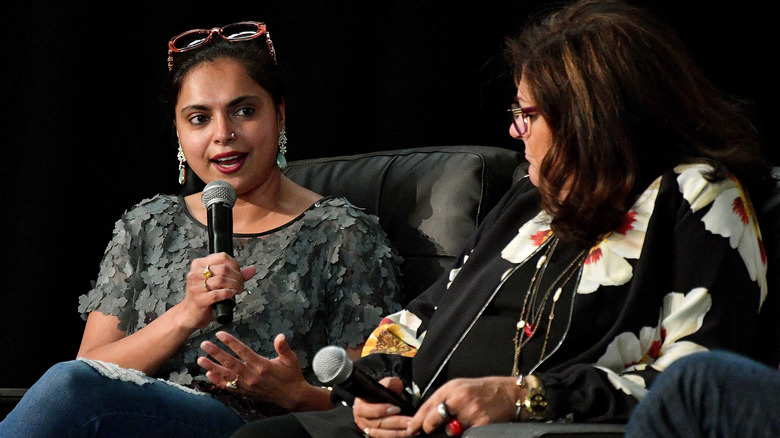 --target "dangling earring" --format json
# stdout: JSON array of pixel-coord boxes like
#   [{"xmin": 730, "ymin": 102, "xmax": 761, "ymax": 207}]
[
  {"xmin": 277, "ymin": 128, "xmax": 288, "ymax": 169},
  {"xmin": 177, "ymin": 143, "xmax": 187, "ymax": 185}
]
